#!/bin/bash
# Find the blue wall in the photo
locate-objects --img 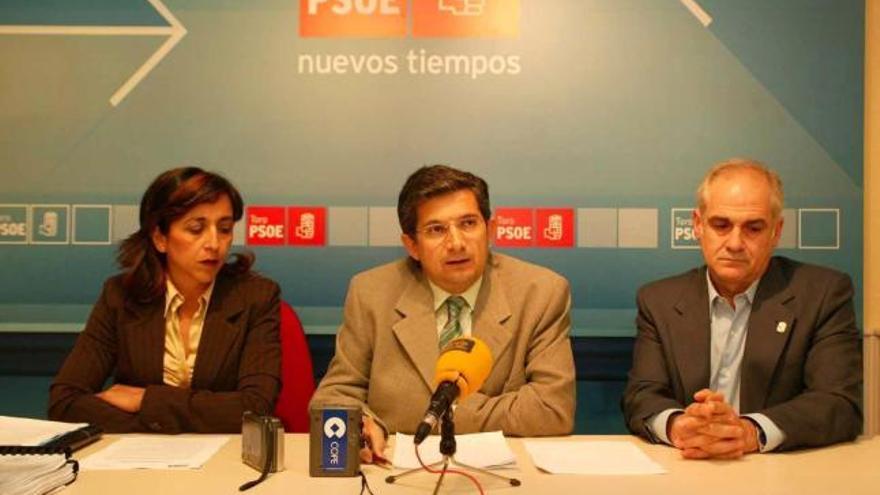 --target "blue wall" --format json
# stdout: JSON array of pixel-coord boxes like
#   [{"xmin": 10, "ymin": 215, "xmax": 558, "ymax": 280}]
[
  {"xmin": 0, "ymin": 0, "xmax": 864, "ymax": 434},
  {"xmin": 0, "ymin": 0, "xmax": 865, "ymax": 335}
]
